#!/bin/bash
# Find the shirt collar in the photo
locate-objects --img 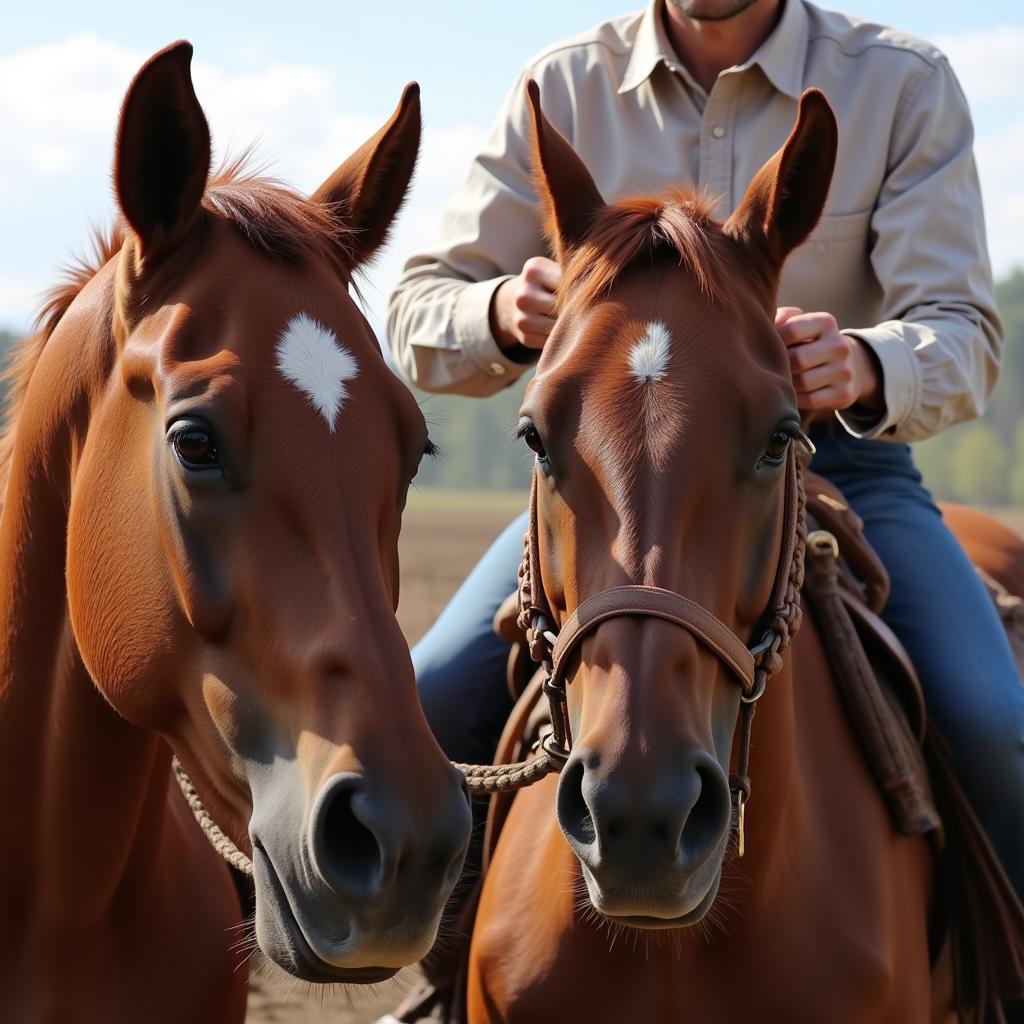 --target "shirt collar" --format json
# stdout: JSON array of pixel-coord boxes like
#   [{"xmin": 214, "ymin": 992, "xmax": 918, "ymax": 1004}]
[
  {"xmin": 744, "ymin": 0, "xmax": 808, "ymax": 100},
  {"xmin": 618, "ymin": 1, "xmax": 677, "ymax": 95},
  {"xmin": 618, "ymin": 0, "xmax": 808, "ymax": 100}
]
